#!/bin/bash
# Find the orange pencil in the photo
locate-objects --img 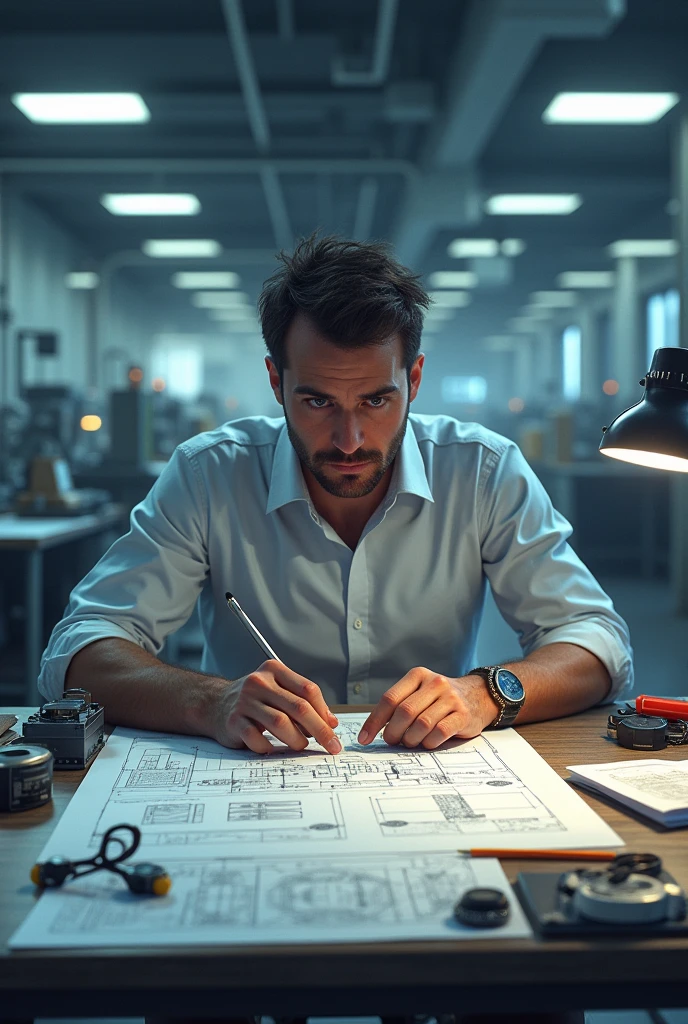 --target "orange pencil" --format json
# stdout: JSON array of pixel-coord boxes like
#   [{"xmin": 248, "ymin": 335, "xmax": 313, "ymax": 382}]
[{"xmin": 458, "ymin": 848, "xmax": 618, "ymax": 861}]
